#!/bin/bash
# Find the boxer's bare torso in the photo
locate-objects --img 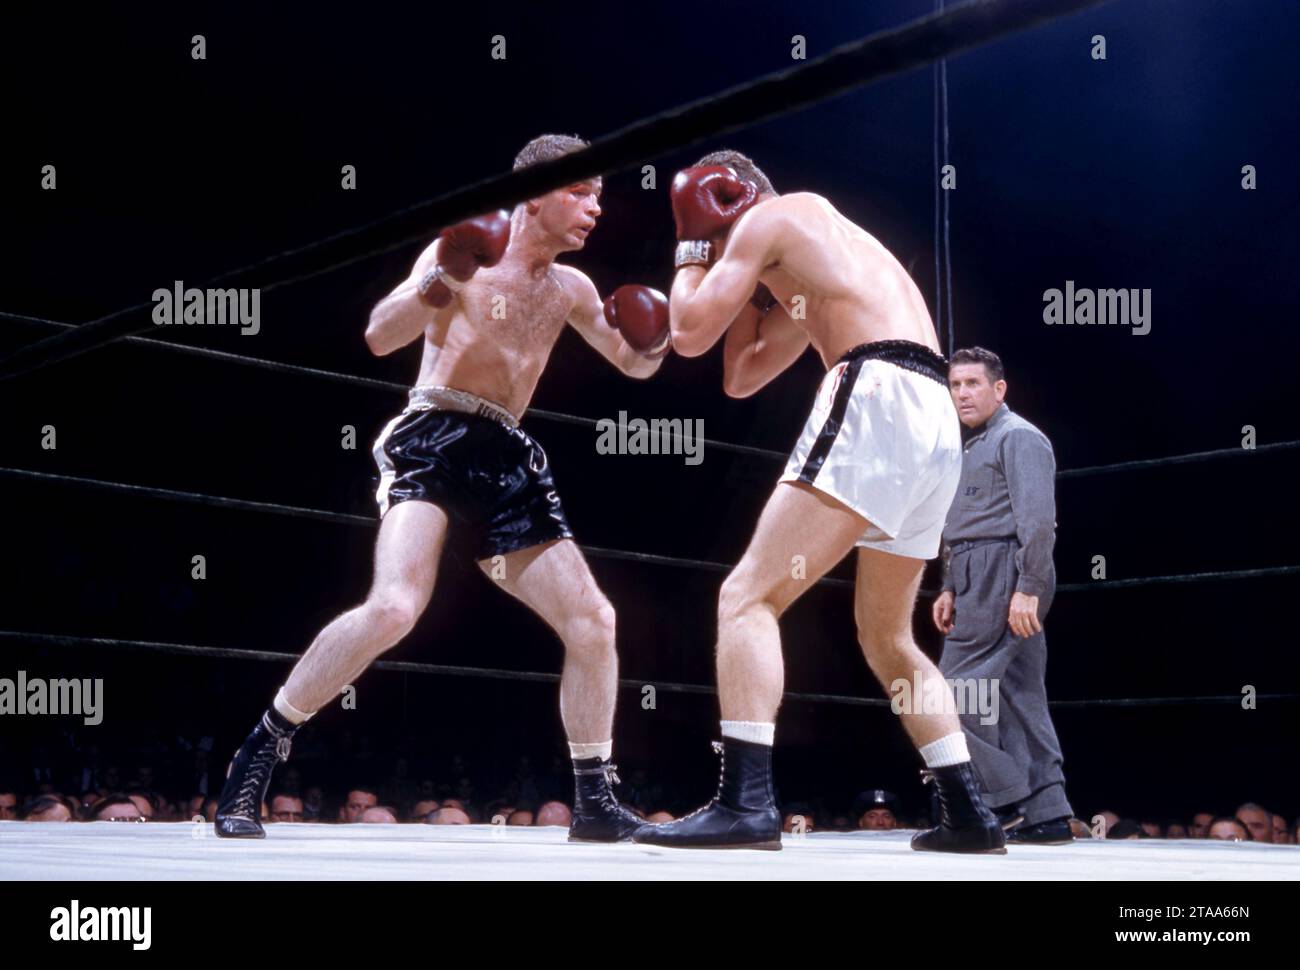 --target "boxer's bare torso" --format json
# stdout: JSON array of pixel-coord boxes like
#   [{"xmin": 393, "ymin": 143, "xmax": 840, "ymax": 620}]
[
  {"xmin": 365, "ymin": 181, "xmax": 655, "ymax": 417},
  {"xmin": 411, "ymin": 258, "xmax": 575, "ymax": 417},
  {"xmin": 744, "ymin": 193, "xmax": 939, "ymax": 362},
  {"xmin": 669, "ymin": 190, "xmax": 939, "ymax": 395}
]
